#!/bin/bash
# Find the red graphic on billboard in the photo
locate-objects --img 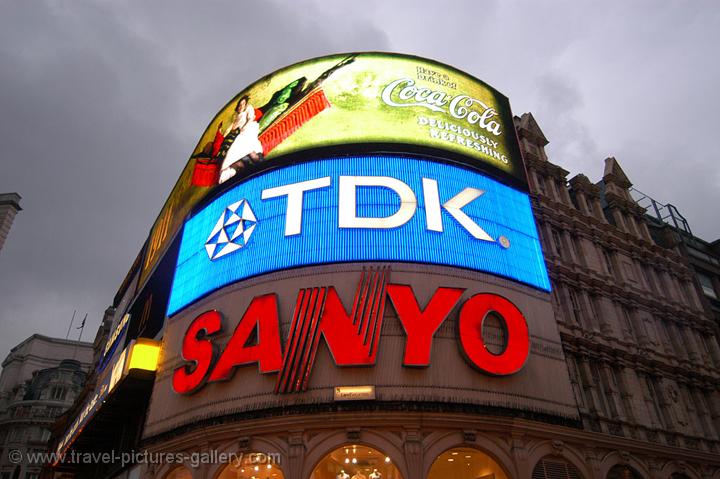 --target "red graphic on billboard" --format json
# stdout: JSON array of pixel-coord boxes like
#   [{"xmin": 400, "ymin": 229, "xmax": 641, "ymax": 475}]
[
  {"xmin": 172, "ymin": 270, "xmax": 531, "ymax": 395},
  {"xmin": 276, "ymin": 268, "xmax": 388, "ymax": 393}
]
